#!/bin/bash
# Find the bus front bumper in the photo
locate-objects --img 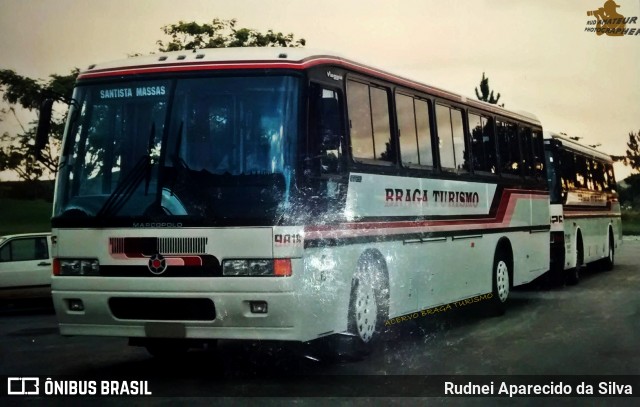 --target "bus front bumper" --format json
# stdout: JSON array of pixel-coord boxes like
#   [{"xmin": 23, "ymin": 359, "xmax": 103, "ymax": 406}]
[{"xmin": 52, "ymin": 289, "xmax": 308, "ymax": 342}]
